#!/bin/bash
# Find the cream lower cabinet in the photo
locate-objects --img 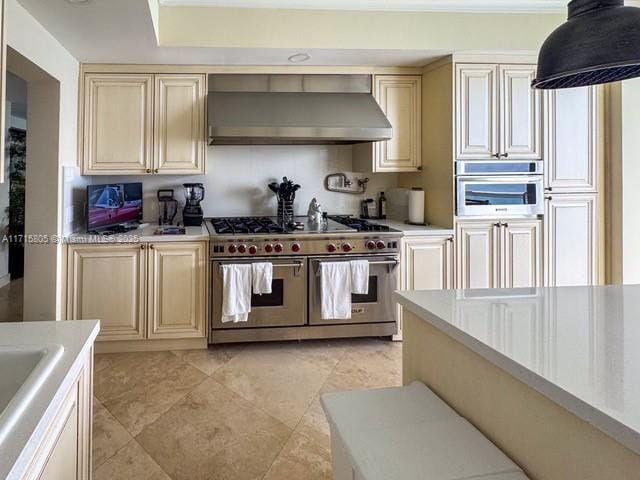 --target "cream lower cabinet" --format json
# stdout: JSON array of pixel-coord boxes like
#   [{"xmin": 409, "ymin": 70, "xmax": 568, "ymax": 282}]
[
  {"xmin": 544, "ymin": 194, "xmax": 599, "ymax": 286},
  {"xmin": 147, "ymin": 242, "xmax": 207, "ymax": 339},
  {"xmin": 456, "ymin": 219, "xmax": 542, "ymax": 289},
  {"xmin": 67, "ymin": 244, "xmax": 146, "ymax": 341},
  {"xmin": 395, "ymin": 235, "xmax": 454, "ymax": 340},
  {"xmin": 67, "ymin": 242, "xmax": 207, "ymax": 342}
]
